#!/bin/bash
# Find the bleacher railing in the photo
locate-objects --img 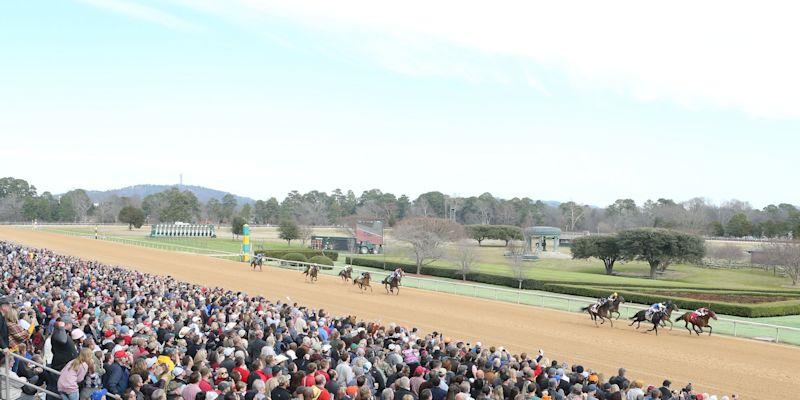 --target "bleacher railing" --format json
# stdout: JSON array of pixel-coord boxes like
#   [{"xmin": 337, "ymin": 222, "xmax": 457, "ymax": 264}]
[{"xmin": 2, "ymin": 351, "xmax": 61, "ymax": 399}]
